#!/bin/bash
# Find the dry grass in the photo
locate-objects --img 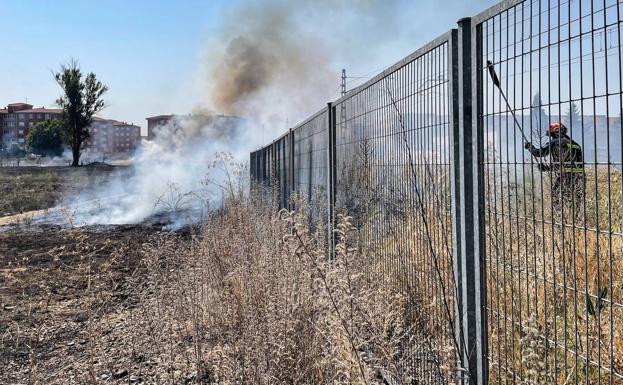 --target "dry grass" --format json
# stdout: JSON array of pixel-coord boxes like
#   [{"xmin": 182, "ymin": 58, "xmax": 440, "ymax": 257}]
[
  {"xmin": 486, "ymin": 166, "xmax": 623, "ymax": 384},
  {"xmin": 12, "ymin": 157, "xmax": 622, "ymax": 384},
  {"xmin": 0, "ymin": 161, "xmax": 437, "ymax": 384},
  {"xmin": 0, "ymin": 166, "xmax": 125, "ymax": 218},
  {"xmin": 358, "ymin": 202, "xmax": 459, "ymax": 380},
  {"xmin": 0, "ymin": 192, "xmax": 422, "ymax": 384},
  {"xmin": 108, "ymin": 195, "xmax": 417, "ymax": 384},
  {"xmin": 338, "ymin": 143, "xmax": 459, "ymax": 383},
  {"xmin": 0, "ymin": 169, "xmax": 60, "ymax": 216}
]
